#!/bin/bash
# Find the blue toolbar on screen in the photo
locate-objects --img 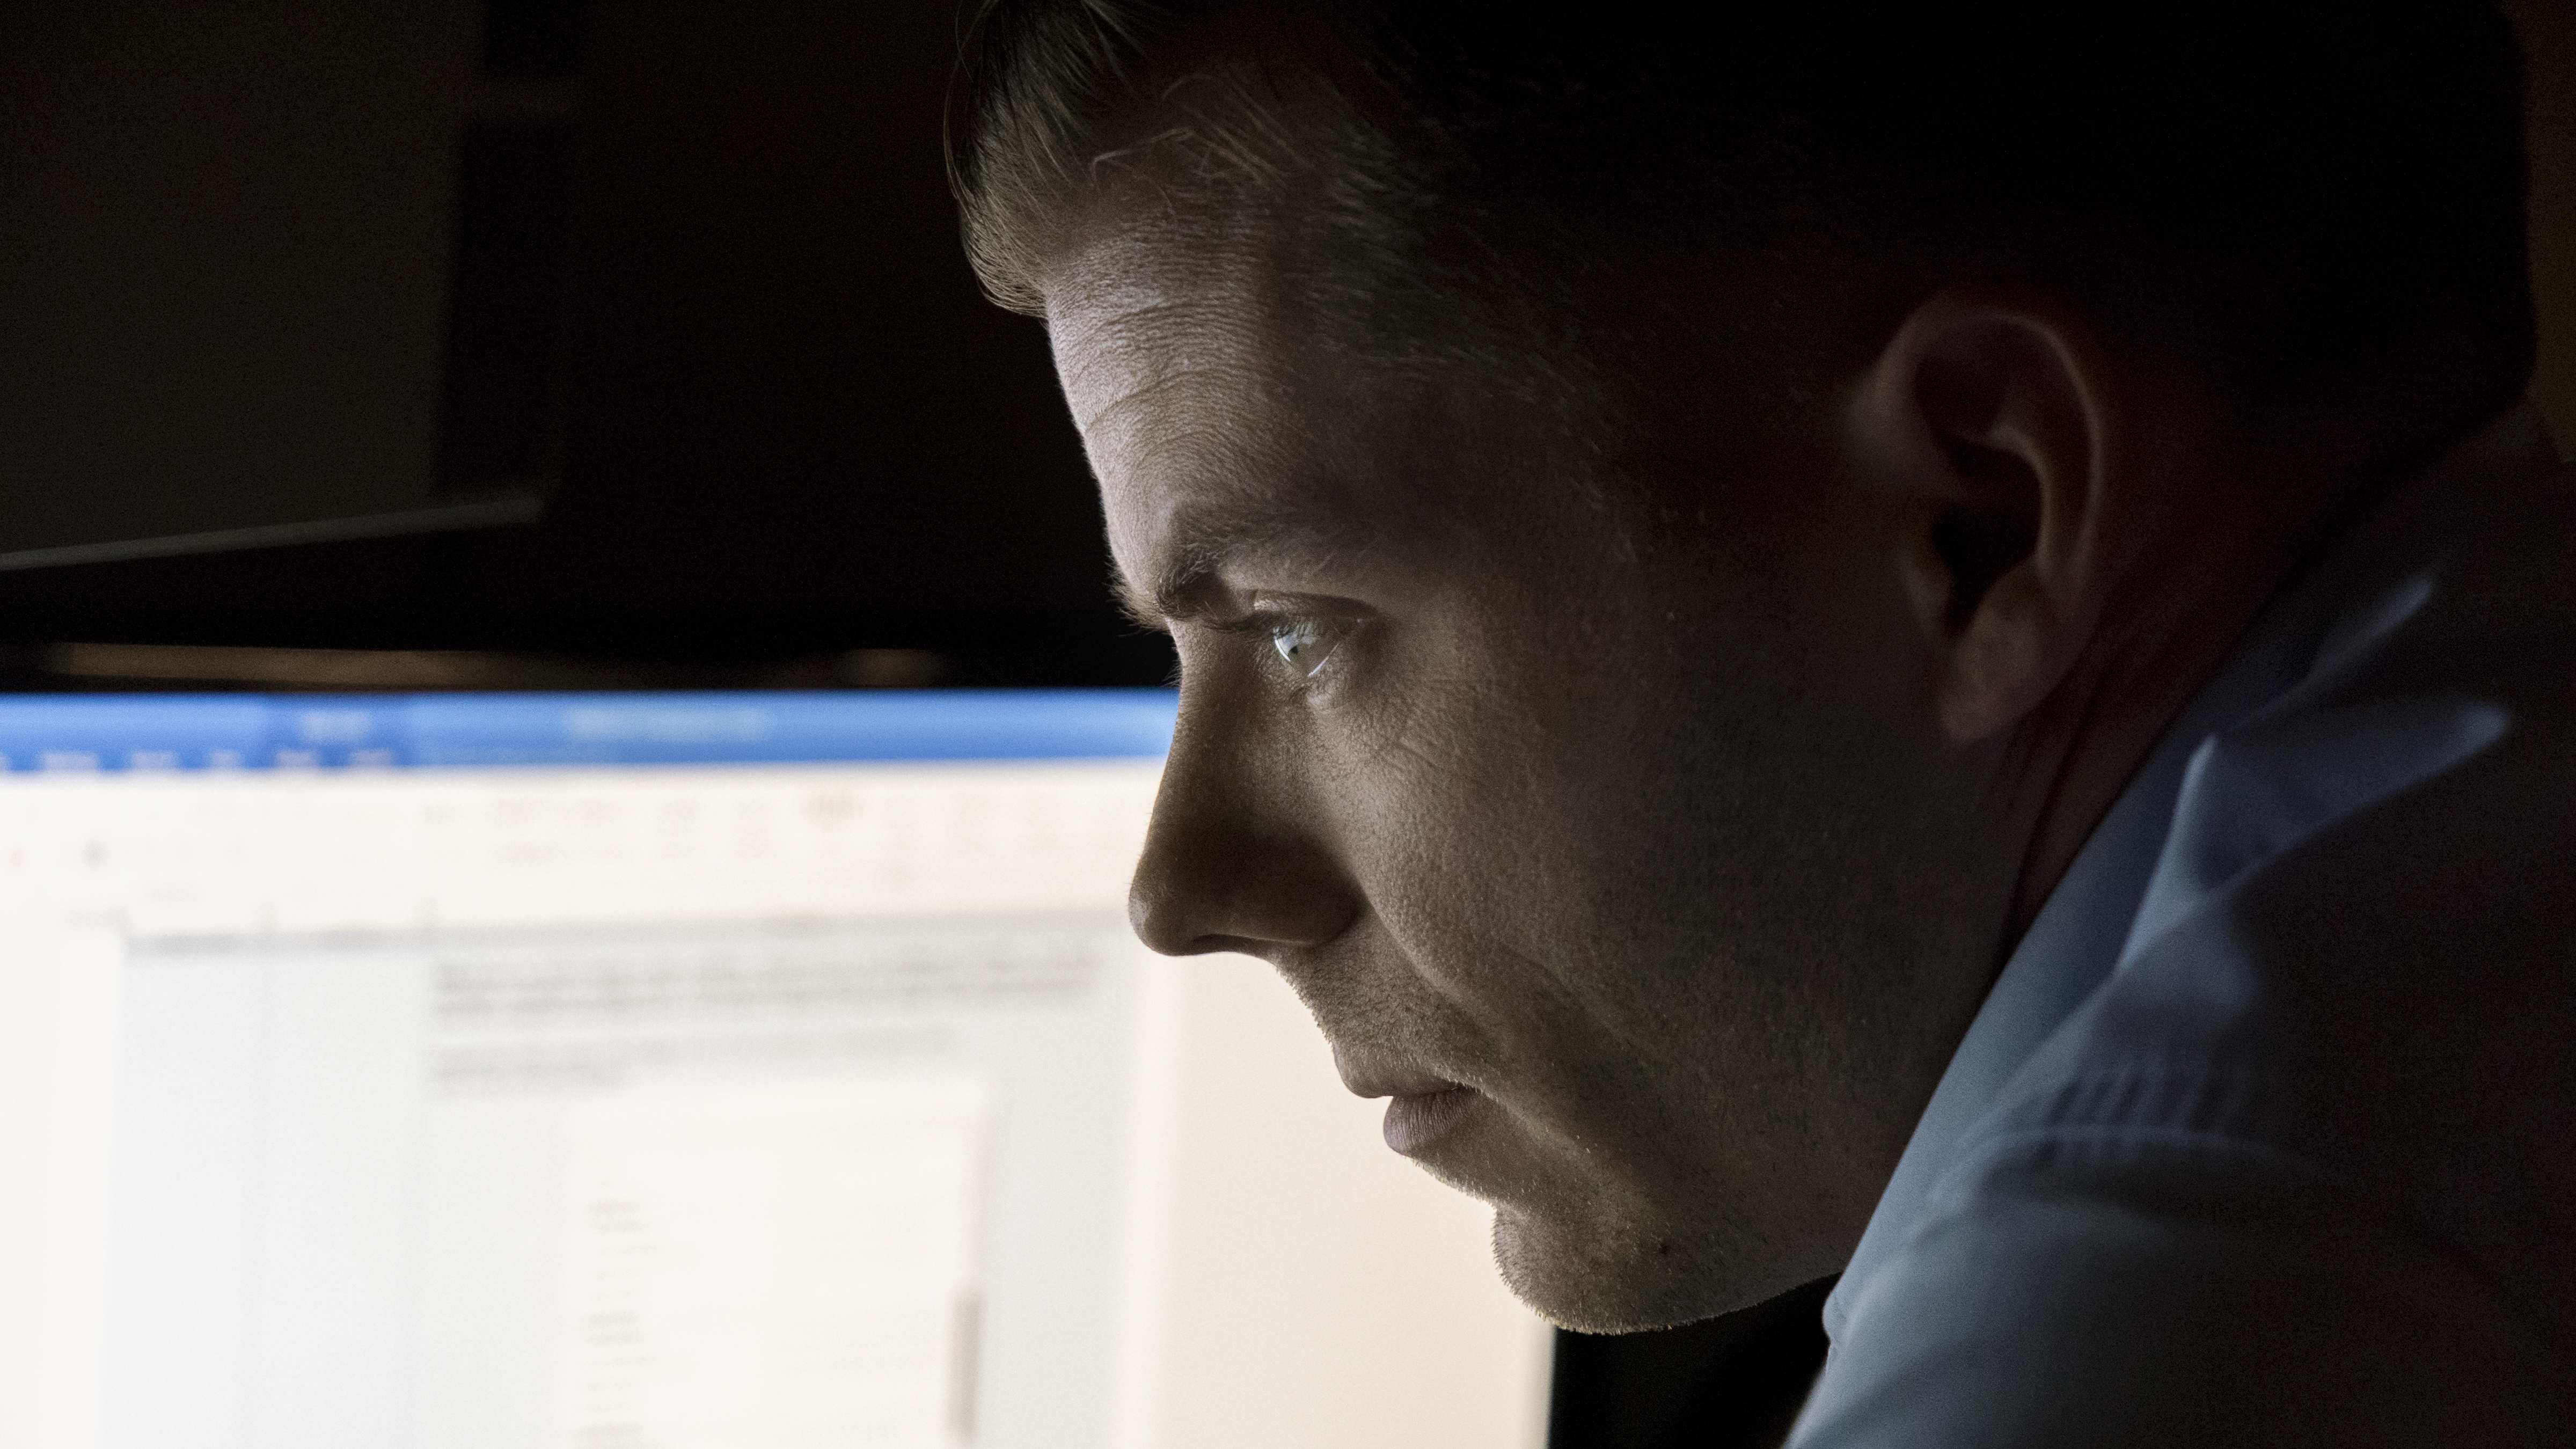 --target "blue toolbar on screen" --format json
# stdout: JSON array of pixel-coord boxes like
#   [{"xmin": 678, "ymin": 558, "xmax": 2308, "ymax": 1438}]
[{"xmin": 0, "ymin": 690, "xmax": 1180, "ymax": 772}]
